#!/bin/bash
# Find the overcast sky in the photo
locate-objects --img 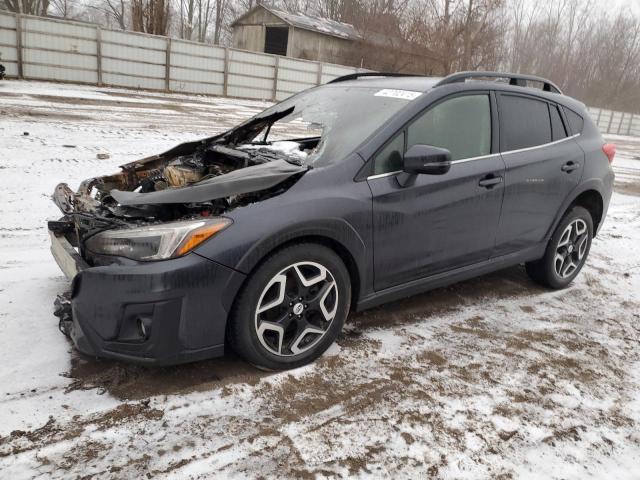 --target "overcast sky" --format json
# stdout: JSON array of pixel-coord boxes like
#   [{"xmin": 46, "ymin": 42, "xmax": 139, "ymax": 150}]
[
  {"xmin": 523, "ymin": 0, "xmax": 640, "ymax": 15},
  {"xmin": 603, "ymin": 0, "xmax": 639, "ymax": 12},
  {"xmin": 586, "ymin": 0, "xmax": 638, "ymax": 13}
]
